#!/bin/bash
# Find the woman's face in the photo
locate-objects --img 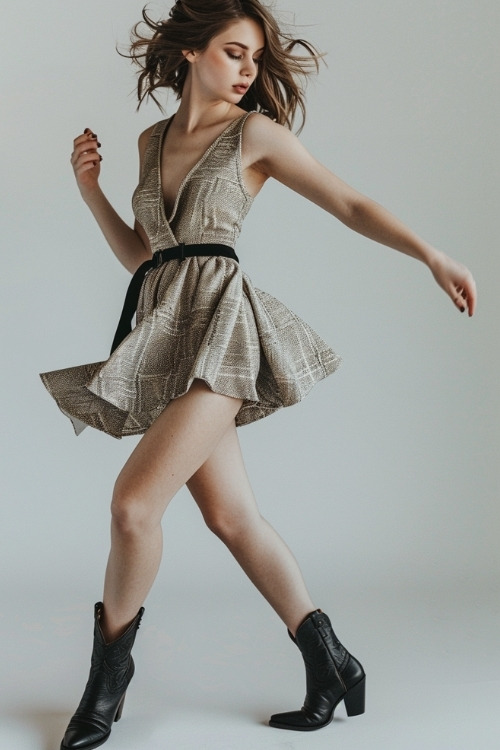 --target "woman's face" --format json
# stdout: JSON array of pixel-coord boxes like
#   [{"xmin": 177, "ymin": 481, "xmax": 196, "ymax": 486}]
[{"xmin": 186, "ymin": 17, "xmax": 265, "ymax": 103}]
